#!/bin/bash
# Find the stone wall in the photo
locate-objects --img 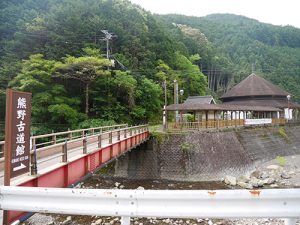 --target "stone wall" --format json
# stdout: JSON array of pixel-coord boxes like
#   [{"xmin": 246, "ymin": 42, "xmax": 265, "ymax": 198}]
[{"xmin": 114, "ymin": 126, "xmax": 300, "ymax": 181}]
